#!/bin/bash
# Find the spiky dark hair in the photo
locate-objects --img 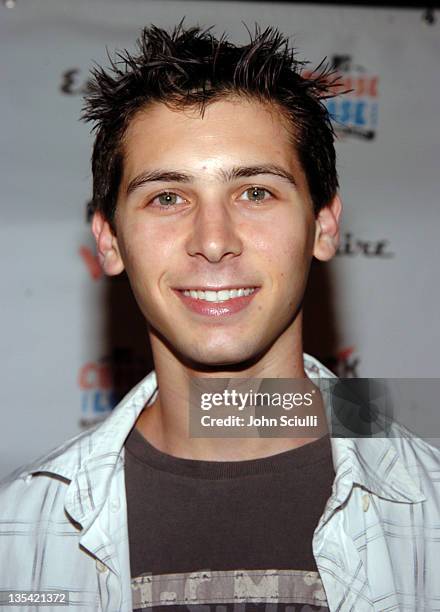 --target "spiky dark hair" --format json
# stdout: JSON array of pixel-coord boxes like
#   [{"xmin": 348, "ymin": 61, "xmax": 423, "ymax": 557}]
[{"xmin": 81, "ymin": 23, "xmax": 341, "ymax": 231}]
